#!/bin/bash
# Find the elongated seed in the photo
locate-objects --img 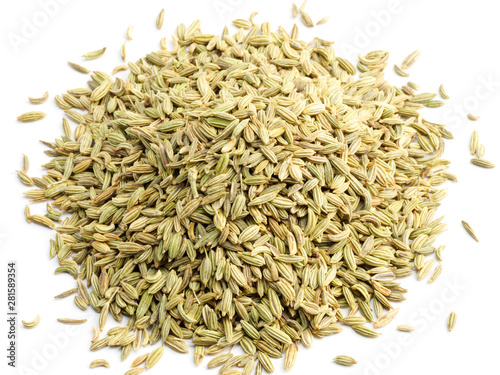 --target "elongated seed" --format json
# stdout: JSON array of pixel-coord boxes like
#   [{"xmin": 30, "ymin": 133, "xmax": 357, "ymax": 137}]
[
  {"xmin": 82, "ymin": 47, "xmax": 106, "ymax": 60},
  {"xmin": 439, "ymin": 84, "xmax": 449, "ymax": 99},
  {"xmin": 28, "ymin": 92, "xmax": 49, "ymax": 104},
  {"xmin": 333, "ymin": 355, "xmax": 357, "ymax": 366},
  {"xmin": 145, "ymin": 346, "xmax": 164, "ymax": 369},
  {"xmin": 90, "ymin": 359, "xmax": 110, "ymax": 368},
  {"xmin": 401, "ymin": 50, "xmax": 421, "ymax": 69},
  {"xmin": 22, "ymin": 315, "xmax": 41, "ymax": 328},
  {"xmin": 156, "ymin": 9, "xmax": 165, "ymax": 29},
  {"xmin": 461, "ymin": 221, "xmax": 479, "ymax": 241},
  {"xmin": 68, "ymin": 61, "xmax": 90, "ymax": 74},
  {"xmin": 471, "ymin": 158, "xmax": 495, "ymax": 169},
  {"xmin": 57, "ymin": 318, "xmax": 87, "ymax": 325},
  {"xmin": 397, "ymin": 325, "xmax": 414, "ymax": 332},
  {"xmin": 17, "ymin": 111, "xmax": 46, "ymax": 122},
  {"xmin": 447, "ymin": 312, "xmax": 457, "ymax": 332},
  {"xmin": 126, "ymin": 25, "xmax": 134, "ymax": 40}
]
